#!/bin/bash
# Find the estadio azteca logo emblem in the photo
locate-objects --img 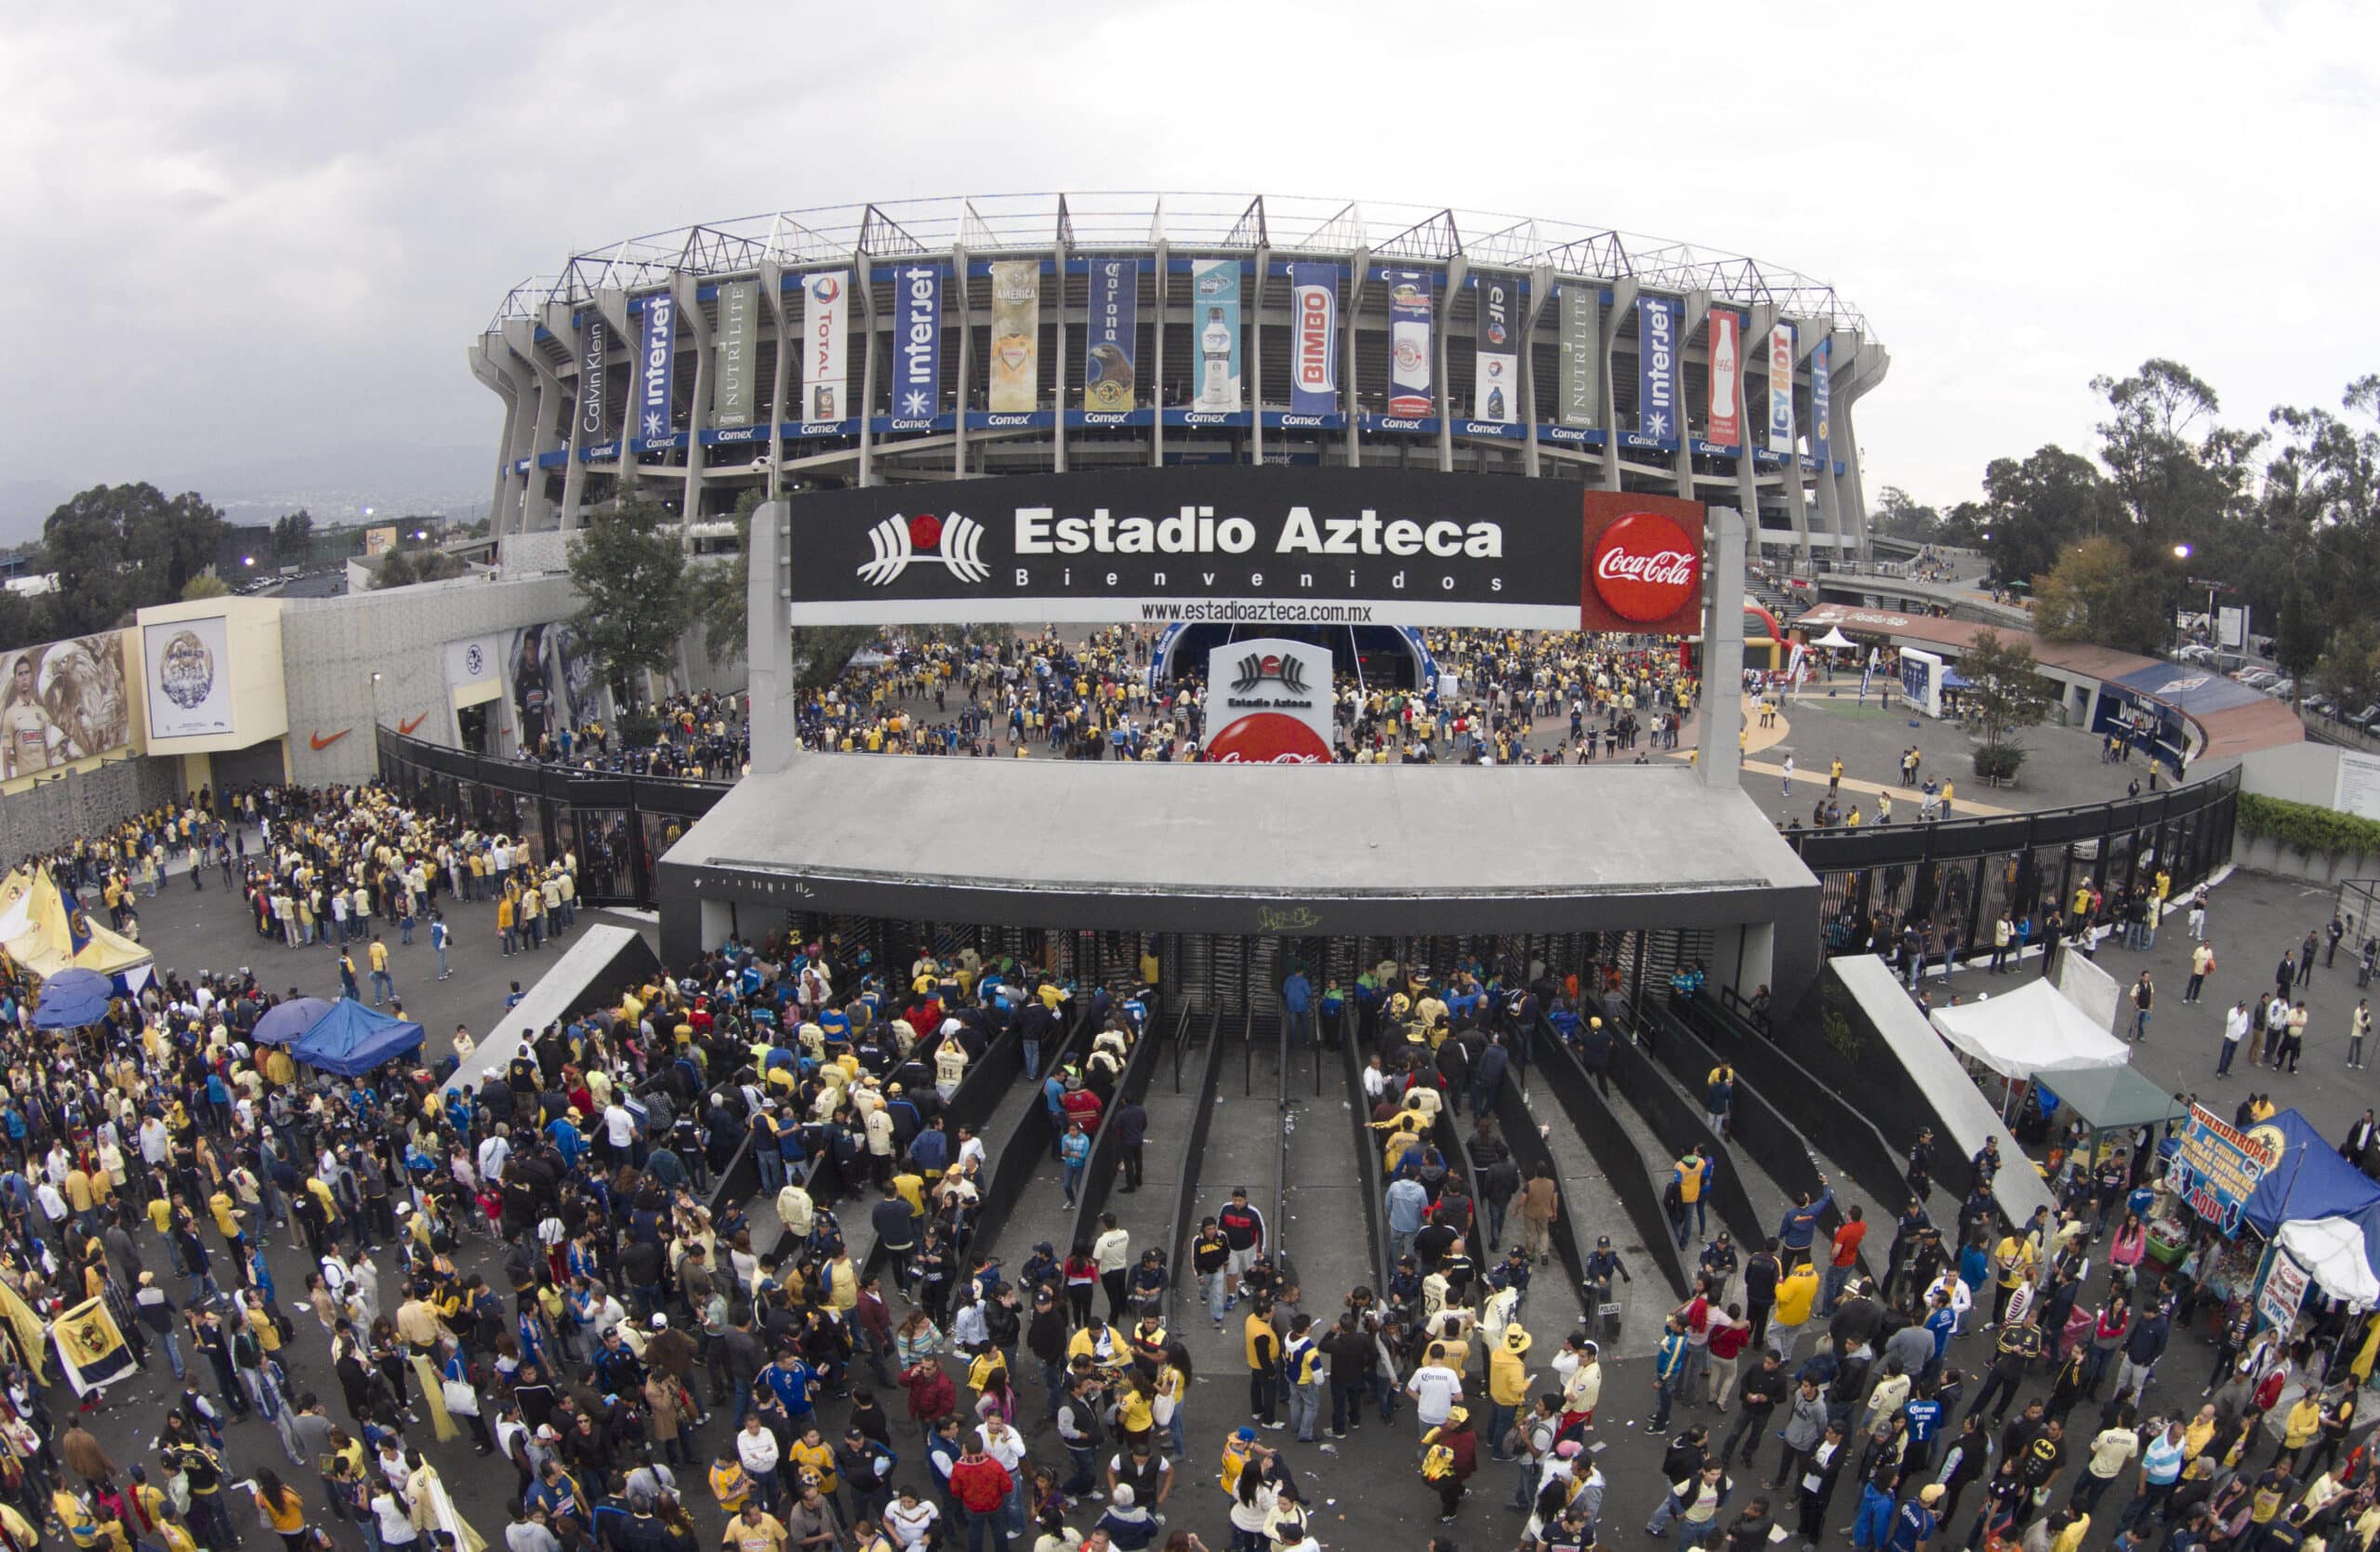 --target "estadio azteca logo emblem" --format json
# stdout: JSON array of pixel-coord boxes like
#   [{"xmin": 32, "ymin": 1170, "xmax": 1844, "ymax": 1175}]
[
  {"xmin": 1230, "ymin": 652, "xmax": 1310, "ymax": 695},
  {"xmin": 1591, "ymin": 511, "xmax": 1701, "ymax": 622},
  {"xmin": 856, "ymin": 511, "xmax": 990, "ymax": 587}
]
